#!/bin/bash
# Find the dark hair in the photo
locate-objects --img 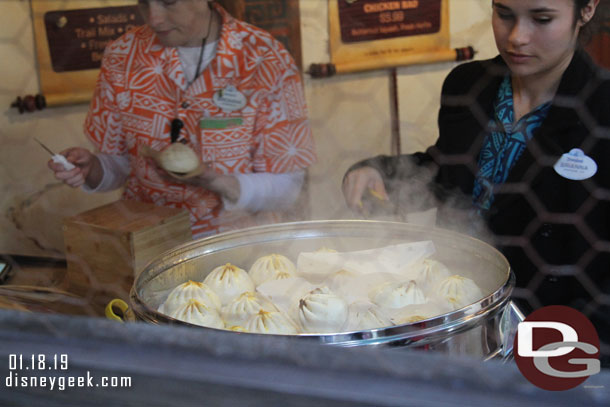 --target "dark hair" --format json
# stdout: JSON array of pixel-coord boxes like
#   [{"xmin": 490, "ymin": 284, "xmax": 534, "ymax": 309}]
[{"xmin": 575, "ymin": 0, "xmax": 610, "ymax": 44}]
